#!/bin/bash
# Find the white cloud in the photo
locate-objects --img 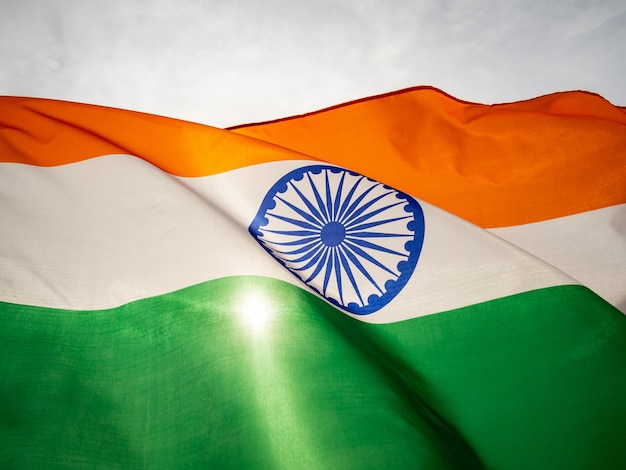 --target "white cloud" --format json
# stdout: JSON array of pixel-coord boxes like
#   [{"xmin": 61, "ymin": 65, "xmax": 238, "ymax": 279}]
[{"xmin": 1, "ymin": 0, "xmax": 624, "ymax": 127}]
